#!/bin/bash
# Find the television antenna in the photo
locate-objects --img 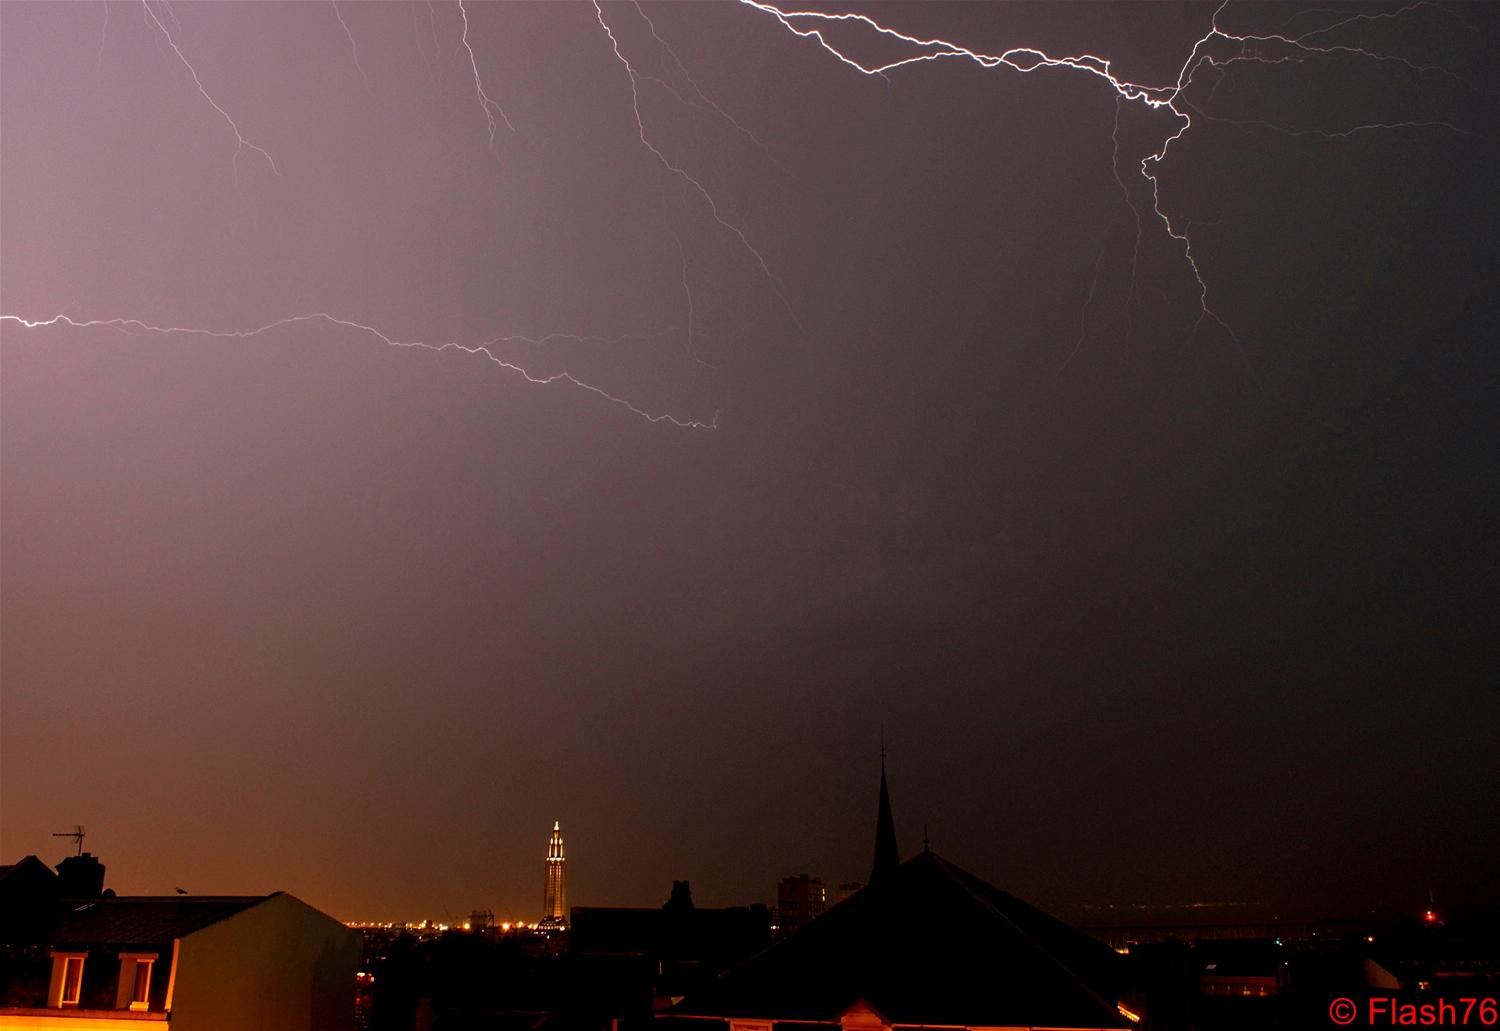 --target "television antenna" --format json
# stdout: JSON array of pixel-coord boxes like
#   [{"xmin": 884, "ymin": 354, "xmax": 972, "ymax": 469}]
[{"xmin": 51, "ymin": 825, "xmax": 86, "ymax": 856}]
